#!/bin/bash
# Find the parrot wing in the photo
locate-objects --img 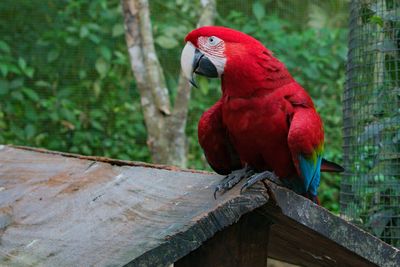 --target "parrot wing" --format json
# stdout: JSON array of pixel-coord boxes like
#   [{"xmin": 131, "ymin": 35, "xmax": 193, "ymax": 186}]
[
  {"xmin": 286, "ymin": 90, "xmax": 324, "ymax": 197},
  {"xmin": 198, "ymin": 99, "xmax": 242, "ymax": 175}
]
